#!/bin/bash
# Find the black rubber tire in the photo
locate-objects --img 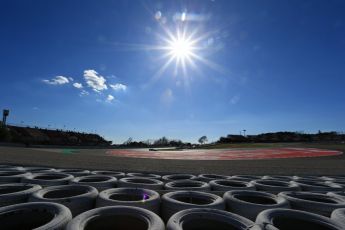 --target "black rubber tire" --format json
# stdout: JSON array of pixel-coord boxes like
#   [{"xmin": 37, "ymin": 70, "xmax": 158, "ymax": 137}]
[
  {"xmin": 29, "ymin": 184, "xmax": 98, "ymax": 217},
  {"xmin": 0, "ymin": 201, "xmax": 72, "ymax": 230},
  {"xmin": 278, "ymin": 191, "xmax": 345, "ymax": 216},
  {"xmin": 167, "ymin": 208, "xmax": 254, "ymax": 230},
  {"xmin": 96, "ymin": 187, "xmax": 161, "ymax": 214},
  {"xmin": 331, "ymin": 208, "xmax": 345, "ymax": 227},
  {"xmin": 251, "ymin": 179, "xmax": 300, "ymax": 194},
  {"xmin": 70, "ymin": 175, "xmax": 117, "ymax": 191},
  {"xmin": 56, "ymin": 169, "xmax": 90, "ymax": 177},
  {"xmin": 164, "ymin": 179, "xmax": 210, "ymax": 191},
  {"xmin": 322, "ymin": 176, "xmax": 345, "ymax": 181},
  {"xmin": 209, "ymin": 179, "xmax": 256, "ymax": 191},
  {"xmin": 292, "ymin": 179, "xmax": 343, "ymax": 192},
  {"xmin": 24, "ymin": 166, "xmax": 56, "ymax": 173},
  {"xmin": 118, "ymin": 177, "xmax": 164, "ymax": 190},
  {"xmin": 255, "ymin": 208, "xmax": 344, "ymax": 230},
  {"xmin": 65, "ymin": 206, "xmax": 164, "ymax": 230},
  {"xmin": 292, "ymin": 175, "xmax": 323, "ymax": 181},
  {"xmin": 91, "ymin": 170, "xmax": 126, "ymax": 179},
  {"xmin": 21, "ymin": 172, "xmax": 74, "ymax": 187},
  {"xmin": 127, "ymin": 172, "xmax": 161, "ymax": 179},
  {"xmin": 197, "ymin": 174, "xmax": 231, "ymax": 182},
  {"xmin": 230, "ymin": 175, "xmax": 262, "ymax": 182},
  {"xmin": 162, "ymin": 191, "xmax": 225, "ymax": 222},
  {"xmin": 0, "ymin": 183, "xmax": 42, "ymax": 207},
  {"xmin": 162, "ymin": 174, "xmax": 197, "ymax": 182},
  {"xmin": 223, "ymin": 190, "xmax": 289, "ymax": 221},
  {"xmin": 0, "ymin": 171, "xmax": 31, "ymax": 183},
  {"xmin": 261, "ymin": 175, "xmax": 294, "ymax": 181}
]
